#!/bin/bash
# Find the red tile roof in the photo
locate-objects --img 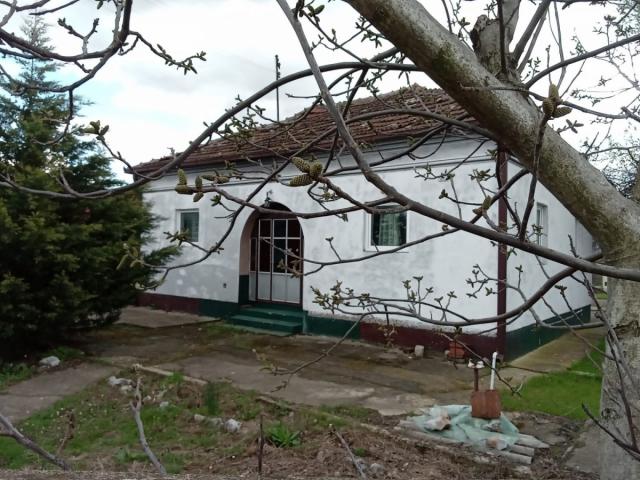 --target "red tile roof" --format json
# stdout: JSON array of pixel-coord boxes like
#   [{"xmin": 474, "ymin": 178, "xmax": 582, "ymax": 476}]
[{"xmin": 133, "ymin": 85, "xmax": 468, "ymax": 173}]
